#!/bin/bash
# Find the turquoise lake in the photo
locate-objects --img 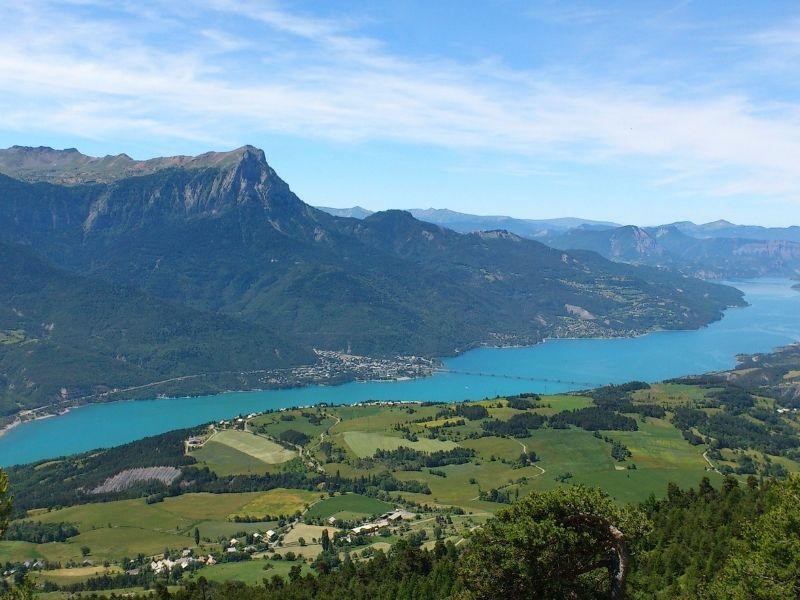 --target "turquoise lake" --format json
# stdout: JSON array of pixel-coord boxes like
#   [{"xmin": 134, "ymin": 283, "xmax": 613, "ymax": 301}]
[{"xmin": 2, "ymin": 278, "xmax": 799, "ymax": 467}]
